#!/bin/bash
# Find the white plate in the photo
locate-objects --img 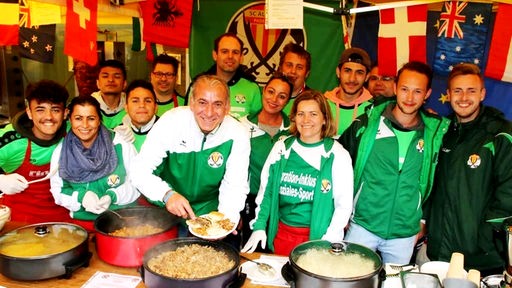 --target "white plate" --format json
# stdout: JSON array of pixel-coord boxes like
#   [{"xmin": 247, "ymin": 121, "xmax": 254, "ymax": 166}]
[
  {"xmin": 188, "ymin": 214, "xmax": 236, "ymax": 240},
  {"xmin": 240, "ymin": 259, "xmax": 280, "ymax": 283}
]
